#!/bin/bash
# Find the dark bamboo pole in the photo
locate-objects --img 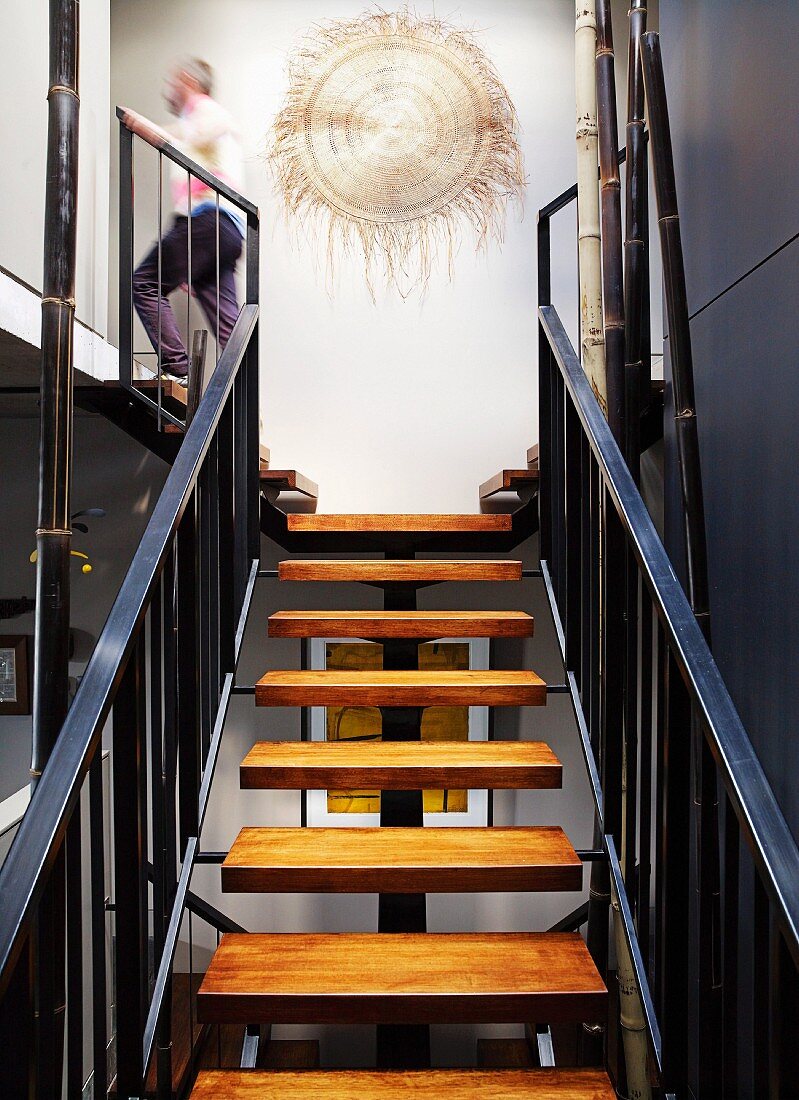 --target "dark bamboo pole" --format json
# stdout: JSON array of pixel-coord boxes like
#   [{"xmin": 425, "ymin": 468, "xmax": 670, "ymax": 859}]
[
  {"xmin": 595, "ymin": 0, "xmax": 625, "ymax": 445},
  {"xmin": 32, "ymin": 0, "xmax": 80, "ymax": 781},
  {"xmin": 641, "ymin": 32, "xmax": 721, "ymax": 1093},
  {"xmin": 30, "ymin": 4, "xmax": 79, "ymax": 1095},
  {"xmin": 623, "ymin": 0, "xmax": 648, "ymax": 478}
]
